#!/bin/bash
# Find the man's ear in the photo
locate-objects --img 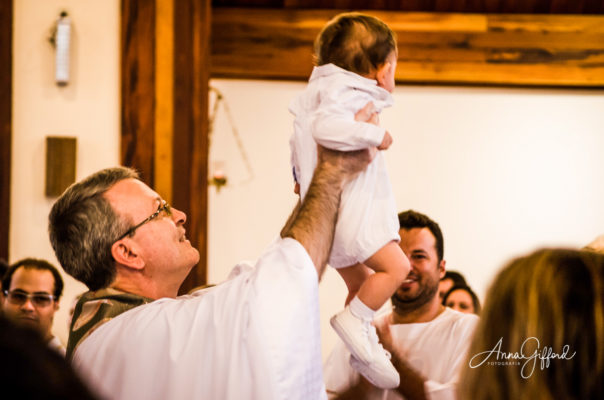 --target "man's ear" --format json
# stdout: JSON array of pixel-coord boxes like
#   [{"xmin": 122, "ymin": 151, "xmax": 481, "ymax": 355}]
[
  {"xmin": 111, "ymin": 239, "xmax": 145, "ymax": 270},
  {"xmin": 376, "ymin": 61, "xmax": 392, "ymax": 87},
  {"xmin": 438, "ymin": 259, "xmax": 446, "ymax": 280}
]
